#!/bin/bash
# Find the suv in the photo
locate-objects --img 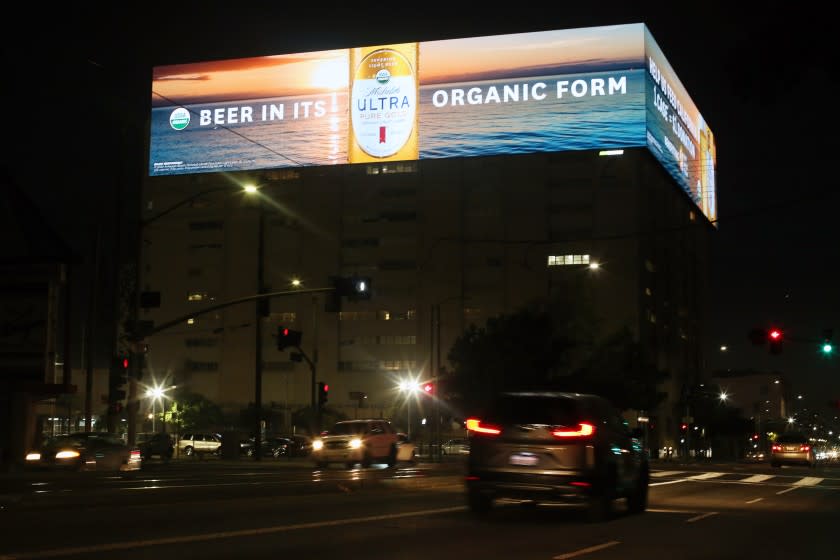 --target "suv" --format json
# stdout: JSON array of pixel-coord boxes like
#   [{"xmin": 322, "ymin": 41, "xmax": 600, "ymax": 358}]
[
  {"xmin": 312, "ymin": 419, "xmax": 400, "ymax": 469},
  {"xmin": 465, "ymin": 391, "xmax": 649, "ymax": 521},
  {"xmin": 178, "ymin": 432, "xmax": 222, "ymax": 456},
  {"xmin": 137, "ymin": 432, "xmax": 174, "ymax": 461}
]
